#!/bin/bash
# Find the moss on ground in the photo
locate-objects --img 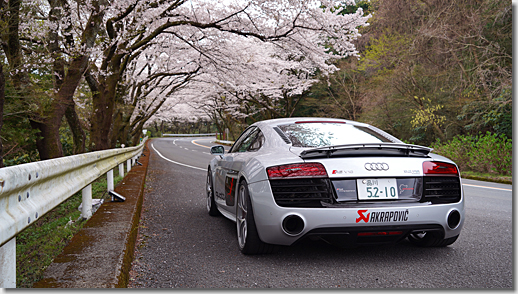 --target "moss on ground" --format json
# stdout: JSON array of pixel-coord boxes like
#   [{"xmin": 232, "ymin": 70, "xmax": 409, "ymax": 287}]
[{"xmin": 16, "ymin": 173, "xmax": 123, "ymax": 288}]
